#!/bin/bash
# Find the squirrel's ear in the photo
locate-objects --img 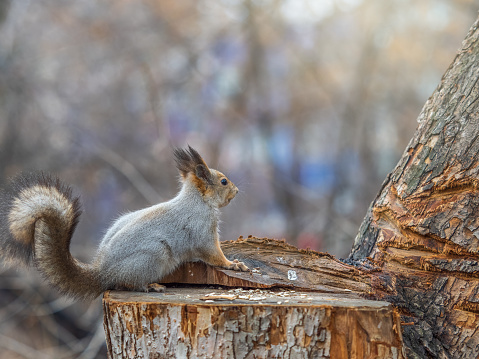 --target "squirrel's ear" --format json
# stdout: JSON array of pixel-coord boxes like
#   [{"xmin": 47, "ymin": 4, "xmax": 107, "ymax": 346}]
[{"xmin": 196, "ymin": 164, "xmax": 213, "ymax": 184}]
